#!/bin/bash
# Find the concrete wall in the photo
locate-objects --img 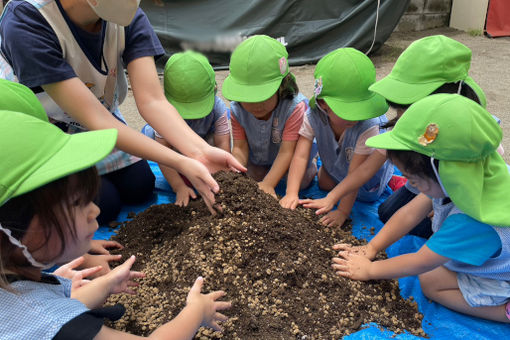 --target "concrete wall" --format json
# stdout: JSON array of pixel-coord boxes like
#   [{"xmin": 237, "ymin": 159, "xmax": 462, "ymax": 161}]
[{"xmin": 395, "ymin": 0, "xmax": 452, "ymax": 32}]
